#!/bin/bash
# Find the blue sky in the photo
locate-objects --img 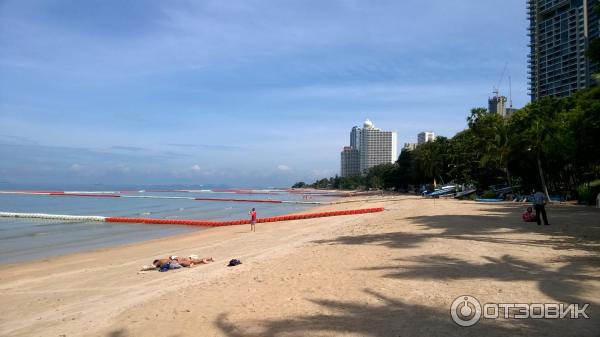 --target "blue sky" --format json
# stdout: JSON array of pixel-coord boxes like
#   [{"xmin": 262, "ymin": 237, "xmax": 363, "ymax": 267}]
[{"xmin": 0, "ymin": 0, "xmax": 529, "ymax": 187}]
